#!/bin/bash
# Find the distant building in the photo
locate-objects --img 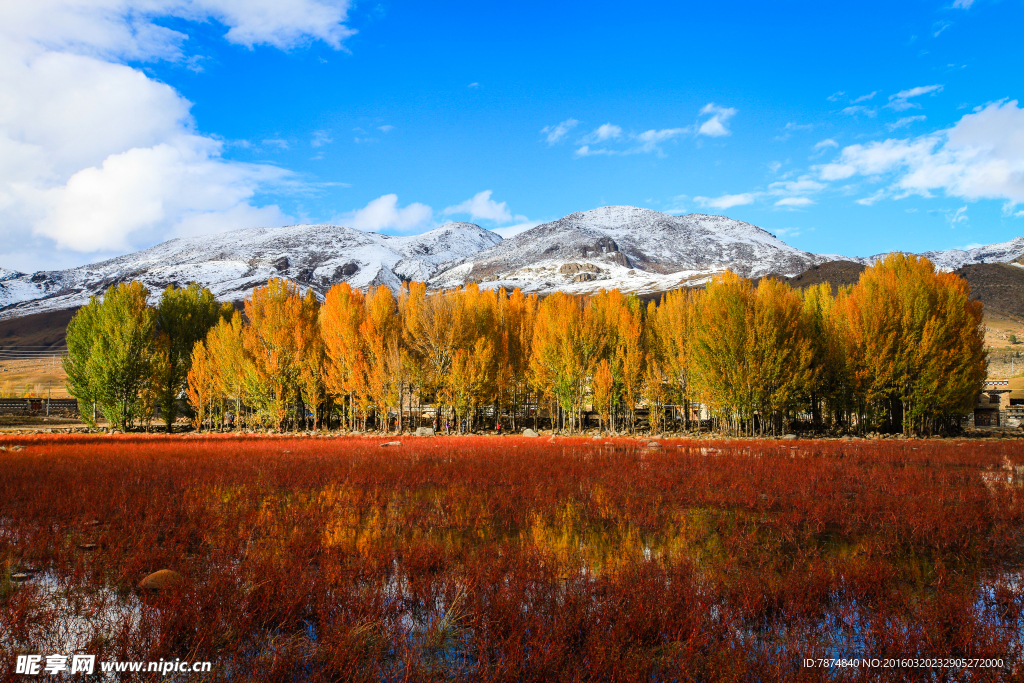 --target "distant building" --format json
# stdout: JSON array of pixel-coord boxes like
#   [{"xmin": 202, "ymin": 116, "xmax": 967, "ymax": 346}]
[{"xmin": 972, "ymin": 378, "xmax": 1024, "ymax": 428}]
